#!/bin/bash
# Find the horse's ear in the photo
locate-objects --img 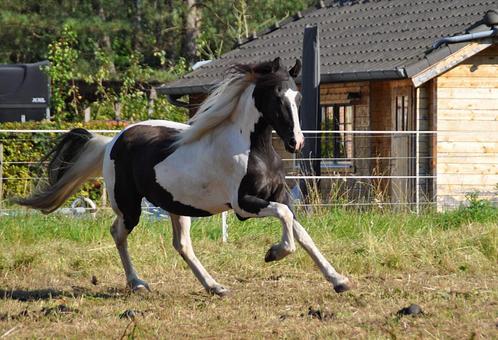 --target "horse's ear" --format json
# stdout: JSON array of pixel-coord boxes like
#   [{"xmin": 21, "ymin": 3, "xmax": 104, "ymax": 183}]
[
  {"xmin": 271, "ymin": 57, "xmax": 281, "ymax": 72},
  {"xmin": 289, "ymin": 59, "xmax": 301, "ymax": 78}
]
